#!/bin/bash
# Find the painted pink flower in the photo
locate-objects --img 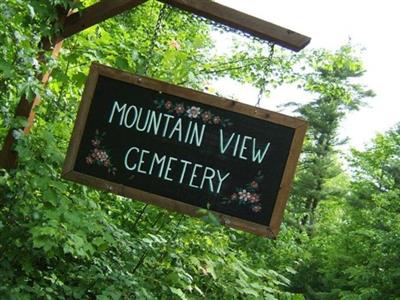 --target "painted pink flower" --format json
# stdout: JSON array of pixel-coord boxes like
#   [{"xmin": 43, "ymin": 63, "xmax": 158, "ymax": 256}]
[
  {"xmin": 251, "ymin": 181, "xmax": 258, "ymax": 189},
  {"xmin": 201, "ymin": 111, "xmax": 212, "ymax": 123},
  {"xmin": 91, "ymin": 139, "xmax": 101, "ymax": 147},
  {"xmin": 238, "ymin": 190, "xmax": 251, "ymax": 202},
  {"xmin": 212, "ymin": 115, "xmax": 221, "ymax": 125},
  {"xmin": 223, "ymin": 172, "xmax": 263, "ymax": 213},
  {"xmin": 164, "ymin": 100, "xmax": 173, "ymax": 110},
  {"xmin": 86, "ymin": 156, "xmax": 94, "ymax": 164},
  {"xmin": 87, "ymin": 130, "xmax": 117, "ymax": 175},
  {"xmin": 94, "ymin": 152, "xmax": 100, "ymax": 160},
  {"xmin": 187, "ymin": 106, "xmax": 201, "ymax": 119},
  {"xmin": 175, "ymin": 103, "xmax": 185, "ymax": 115},
  {"xmin": 249, "ymin": 193, "xmax": 260, "ymax": 203},
  {"xmin": 98, "ymin": 150, "xmax": 109, "ymax": 162}
]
